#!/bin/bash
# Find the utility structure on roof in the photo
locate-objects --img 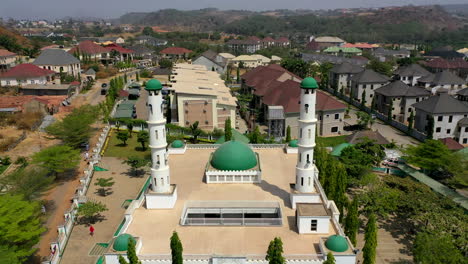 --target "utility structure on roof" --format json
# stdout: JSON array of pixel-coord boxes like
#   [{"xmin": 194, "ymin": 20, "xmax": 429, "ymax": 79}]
[{"xmin": 145, "ymin": 79, "xmax": 178, "ymax": 209}]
